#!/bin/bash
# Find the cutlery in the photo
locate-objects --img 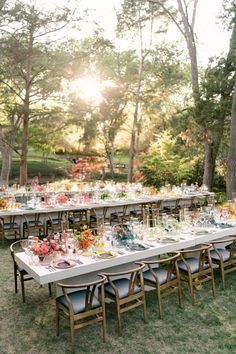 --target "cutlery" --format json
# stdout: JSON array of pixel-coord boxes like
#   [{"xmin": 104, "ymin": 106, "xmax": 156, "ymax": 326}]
[
  {"xmin": 62, "ymin": 259, "xmax": 71, "ymax": 266},
  {"xmin": 46, "ymin": 265, "xmax": 56, "ymax": 272},
  {"xmin": 74, "ymin": 259, "xmax": 84, "ymax": 264},
  {"xmin": 118, "ymin": 250, "xmax": 126, "ymax": 255},
  {"xmin": 143, "ymin": 242, "xmax": 155, "ymax": 248}
]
